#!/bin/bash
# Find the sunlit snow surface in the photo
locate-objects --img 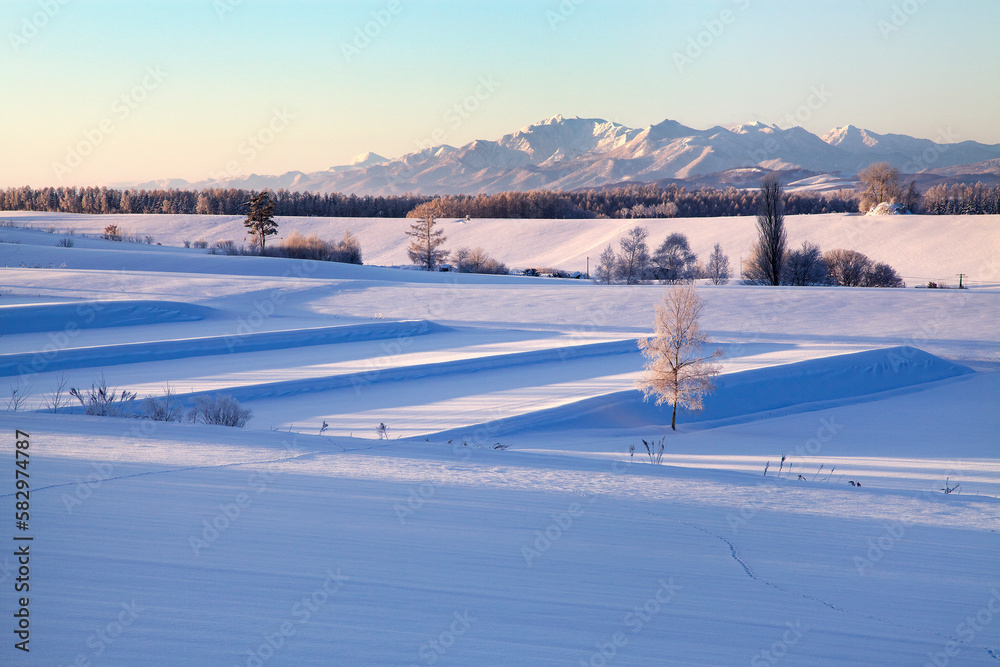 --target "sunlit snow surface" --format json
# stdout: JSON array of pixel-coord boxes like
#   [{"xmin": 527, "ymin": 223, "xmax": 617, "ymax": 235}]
[{"xmin": 1, "ymin": 214, "xmax": 998, "ymax": 665}]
